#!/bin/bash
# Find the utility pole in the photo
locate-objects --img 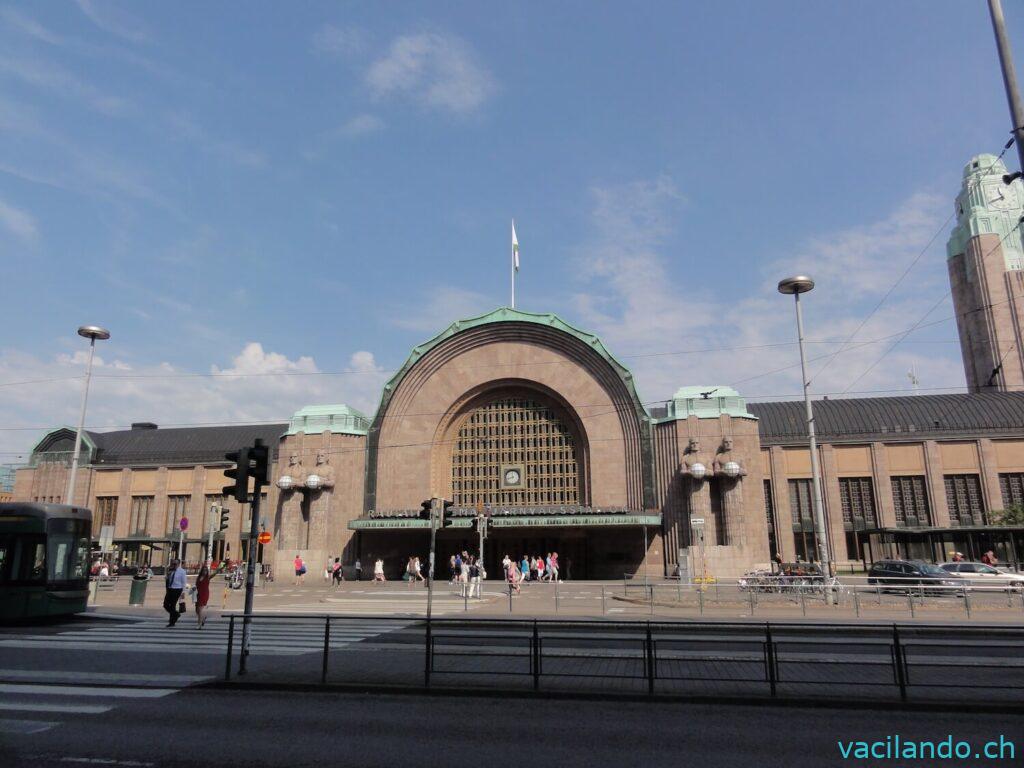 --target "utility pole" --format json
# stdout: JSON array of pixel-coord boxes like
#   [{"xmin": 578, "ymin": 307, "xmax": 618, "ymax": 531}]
[
  {"xmin": 989, "ymin": 0, "xmax": 1024, "ymax": 174},
  {"xmin": 426, "ymin": 497, "xmax": 439, "ymax": 621},
  {"xmin": 206, "ymin": 503, "xmax": 216, "ymax": 563}
]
